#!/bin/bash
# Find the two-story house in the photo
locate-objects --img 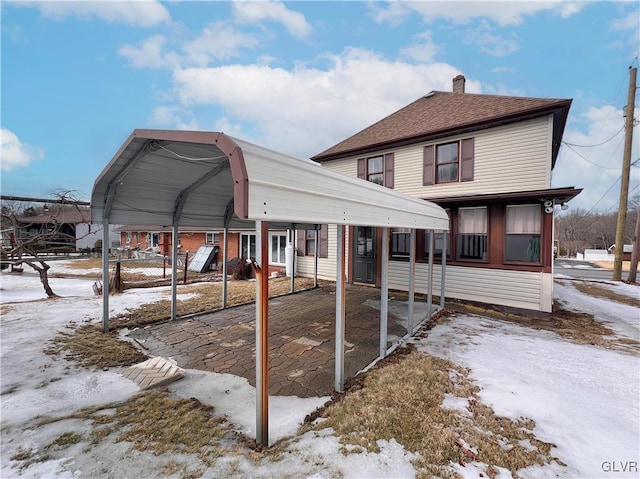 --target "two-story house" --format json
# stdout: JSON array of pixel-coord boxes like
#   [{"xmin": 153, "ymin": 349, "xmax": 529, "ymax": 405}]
[{"xmin": 296, "ymin": 75, "xmax": 581, "ymax": 312}]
